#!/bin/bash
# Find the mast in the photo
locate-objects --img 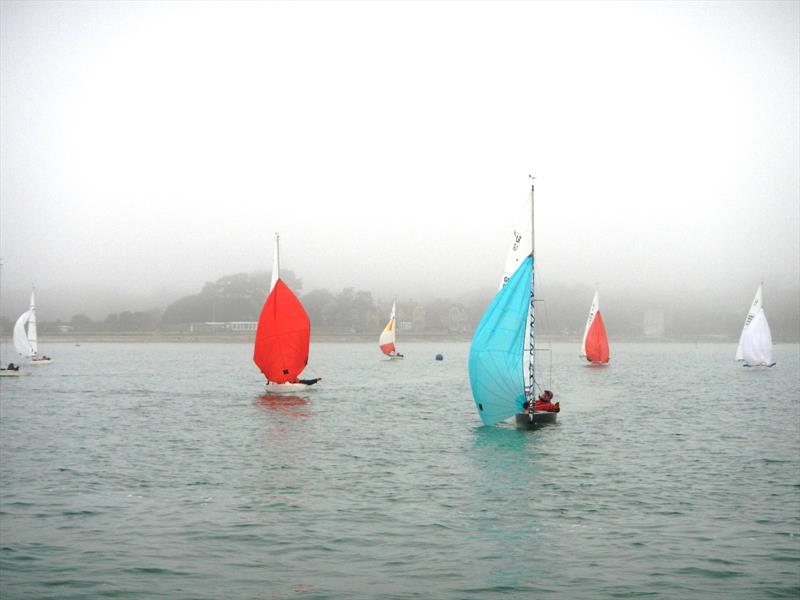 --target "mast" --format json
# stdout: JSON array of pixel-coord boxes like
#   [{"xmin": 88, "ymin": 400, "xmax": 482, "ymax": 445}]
[
  {"xmin": 528, "ymin": 175, "xmax": 536, "ymax": 397},
  {"xmin": 270, "ymin": 232, "xmax": 281, "ymax": 292}
]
